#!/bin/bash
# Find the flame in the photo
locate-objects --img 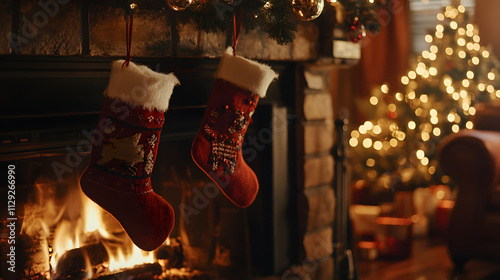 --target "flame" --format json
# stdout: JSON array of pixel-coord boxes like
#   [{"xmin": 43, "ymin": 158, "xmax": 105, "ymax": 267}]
[{"xmin": 22, "ymin": 178, "xmax": 158, "ymax": 278}]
